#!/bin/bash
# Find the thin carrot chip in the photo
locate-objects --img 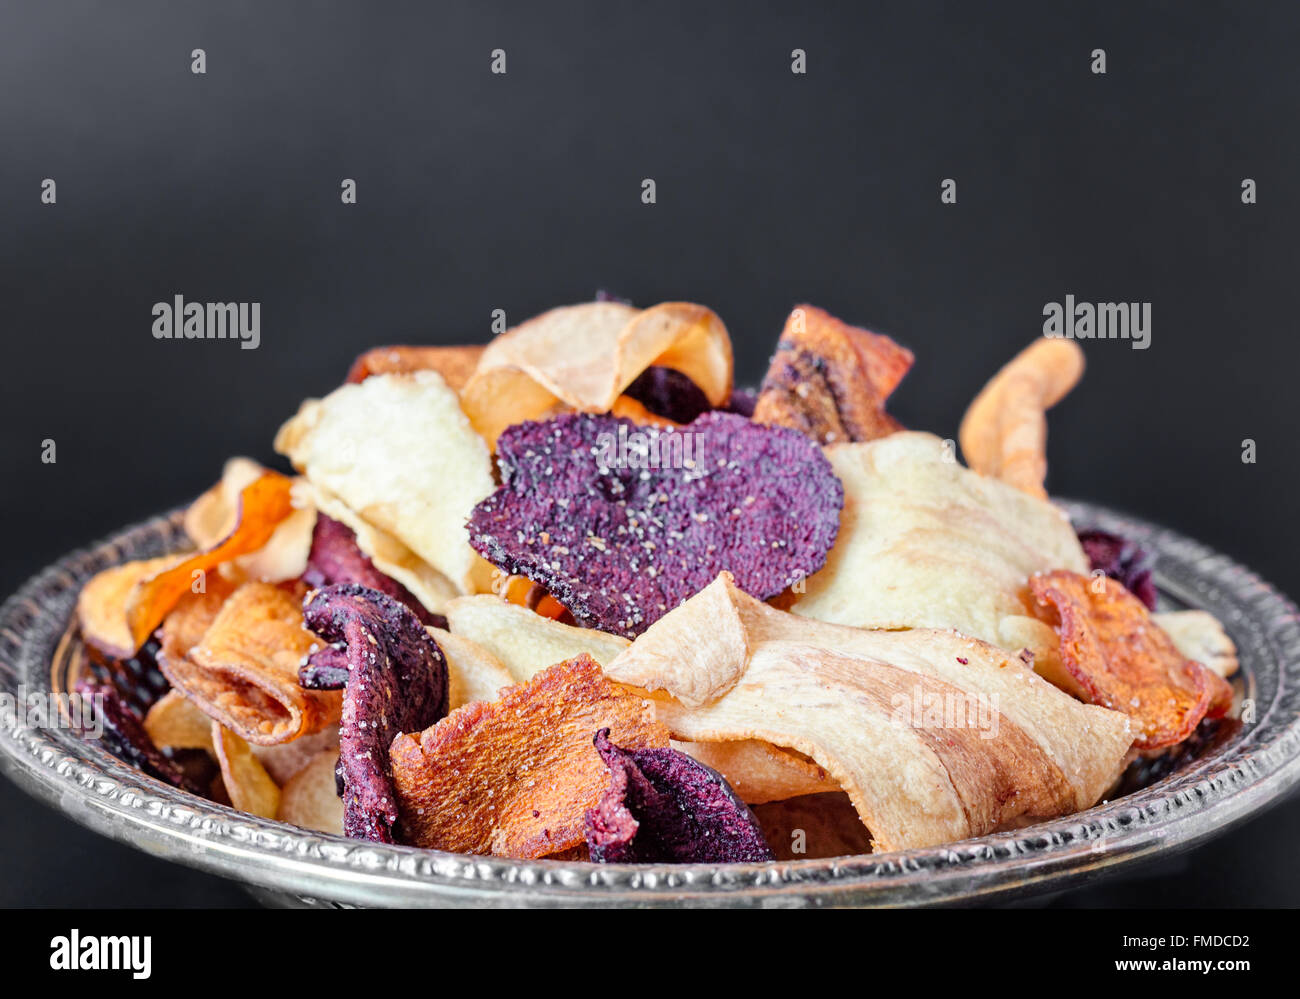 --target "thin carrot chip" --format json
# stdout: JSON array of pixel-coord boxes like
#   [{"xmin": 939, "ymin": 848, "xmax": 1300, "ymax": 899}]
[
  {"xmin": 121, "ymin": 471, "xmax": 295, "ymax": 651},
  {"xmin": 1030, "ymin": 570, "xmax": 1234, "ymax": 750},
  {"xmin": 389, "ymin": 654, "xmax": 668, "ymax": 858},
  {"xmin": 345, "ymin": 344, "xmax": 485, "ymax": 391},
  {"xmin": 212, "ymin": 723, "xmax": 281, "ymax": 819},
  {"xmin": 753, "ymin": 304, "xmax": 913, "ymax": 445},
  {"xmin": 159, "ymin": 581, "xmax": 341, "ymax": 745}
]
